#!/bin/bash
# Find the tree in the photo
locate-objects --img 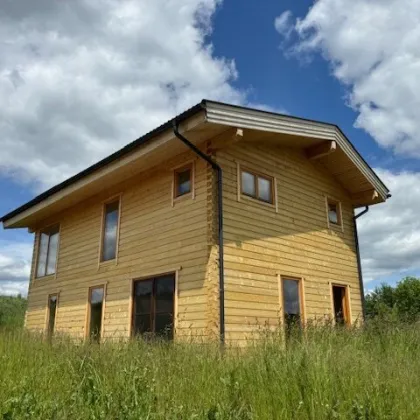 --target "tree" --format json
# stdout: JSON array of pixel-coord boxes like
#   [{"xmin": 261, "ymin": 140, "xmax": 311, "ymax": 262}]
[{"xmin": 365, "ymin": 277, "xmax": 420, "ymax": 322}]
